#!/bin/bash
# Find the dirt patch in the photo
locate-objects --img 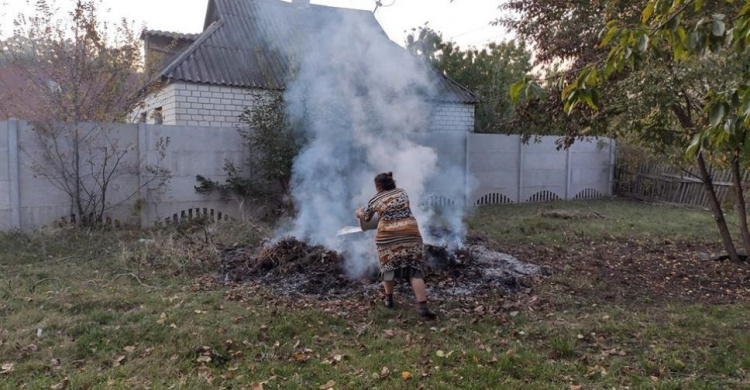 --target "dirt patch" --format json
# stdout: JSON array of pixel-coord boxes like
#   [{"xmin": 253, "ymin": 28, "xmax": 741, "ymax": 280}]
[
  {"xmin": 494, "ymin": 238, "xmax": 750, "ymax": 304},
  {"xmin": 220, "ymin": 237, "xmax": 547, "ymax": 299}
]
